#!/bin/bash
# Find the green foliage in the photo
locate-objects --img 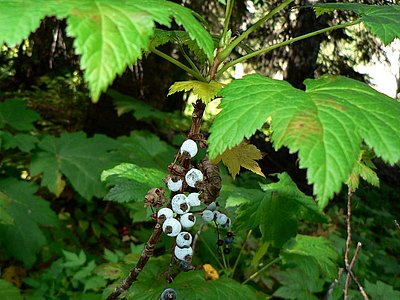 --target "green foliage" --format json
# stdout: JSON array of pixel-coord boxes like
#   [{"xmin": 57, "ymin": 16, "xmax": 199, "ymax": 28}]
[
  {"xmin": 124, "ymin": 261, "xmax": 262, "ymax": 300},
  {"xmin": 0, "ymin": 99, "xmax": 40, "ymax": 131},
  {"xmin": 209, "ymin": 74, "xmax": 400, "ymax": 207},
  {"xmin": 0, "ymin": 279, "xmax": 23, "ymax": 300},
  {"xmin": 0, "ymin": 0, "xmax": 214, "ymax": 101},
  {"xmin": 281, "ymin": 235, "xmax": 338, "ymax": 279},
  {"xmin": 168, "ymin": 80, "xmax": 224, "ymax": 103},
  {"xmin": 227, "ymin": 173, "xmax": 326, "ymax": 247},
  {"xmin": 101, "ymin": 163, "xmax": 166, "ymax": 203},
  {"xmin": 30, "ymin": 132, "xmax": 119, "ymax": 199},
  {"xmin": 313, "ymin": 3, "xmax": 400, "ymax": 44},
  {"xmin": 0, "ymin": 178, "xmax": 58, "ymax": 267}
]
